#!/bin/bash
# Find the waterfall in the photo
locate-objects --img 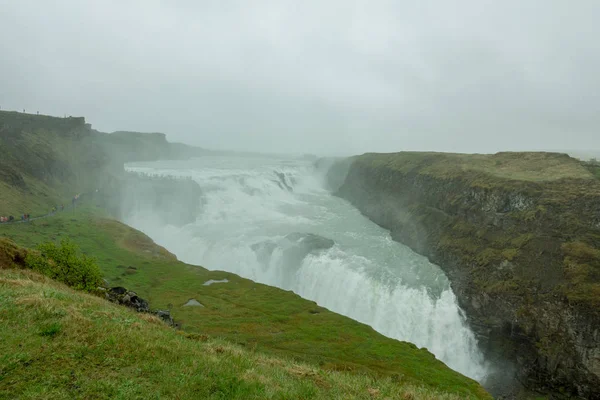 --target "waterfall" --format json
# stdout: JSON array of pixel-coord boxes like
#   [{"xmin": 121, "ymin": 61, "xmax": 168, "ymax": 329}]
[{"xmin": 124, "ymin": 155, "xmax": 489, "ymax": 381}]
